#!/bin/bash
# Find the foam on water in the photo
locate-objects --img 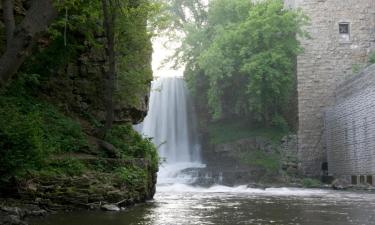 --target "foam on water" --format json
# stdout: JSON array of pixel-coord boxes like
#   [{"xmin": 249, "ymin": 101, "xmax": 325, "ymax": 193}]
[
  {"xmin": 136, "ymin": 77, "xmax": 333, "ymax": 196},
  {"xmin": 157, "ymin": 183, "xmax": 331, "ymax": 196},
  {"xmin": 157, "ymin": 162, "xmax": 206, "ymax": 185}
]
